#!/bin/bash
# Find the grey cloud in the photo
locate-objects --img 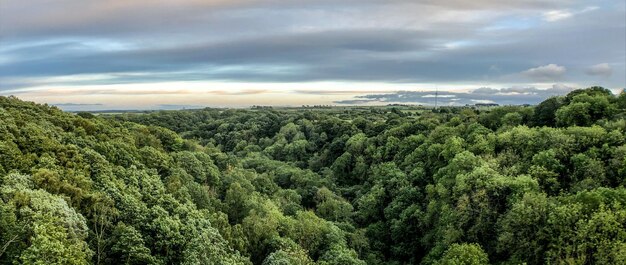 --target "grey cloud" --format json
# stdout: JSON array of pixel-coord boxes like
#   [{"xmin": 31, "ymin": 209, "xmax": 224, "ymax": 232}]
[
  {"xmin": 429, "ymin": 7, "xmax": 624, "ymax": 82},
  {"xmin": 6, "ymin": 87, "xmax": 271, "ymax": 97},
  {"xmin": 293, "ymin": 90, "xmax": 395, "ymax": 95},
  {"xmin": 0, "ymin": 0, "xmax": 581, "ymax": 37},
  {"xmin": 521, "ymin": 64, "xmax": 567, "ymax": 81},
  {"xmin": 417, "ymin": 0, "xmax": 576, "ymax": 9},
  {"xmin": 0, "ymin": 0, "xmax": 623, "ymax": 91},
  {"xmin": 542, "ymin": 10, "xmax": 574, "ymax": 21},
  {"xmin": 156, "ymin": 104, "xmax": 205, "ymax": 110},
  {"xmin": 335, "ymin": 84, "xmax": 577, "ymax": 105},
  {"xmin": 542, "ymin": 6, "xmax": 599, "ymax": 22},
  {"xmin": 0, "ymin": 0, "xmax": 597, "ymax": 43},
  {"xmin": 585, "ymin": 63, "xmax": 613, "ymax": 77},
  {"xmin": 0, "ymin": 29, "xmax": 472, "ymax": 83},
  {"xmin": 50, "ymin": 103, "xmax": 105, "ymax": 111},
  {"xmin": 51, "ymin": 103, "xmax": 103, "ymax": 106}
]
